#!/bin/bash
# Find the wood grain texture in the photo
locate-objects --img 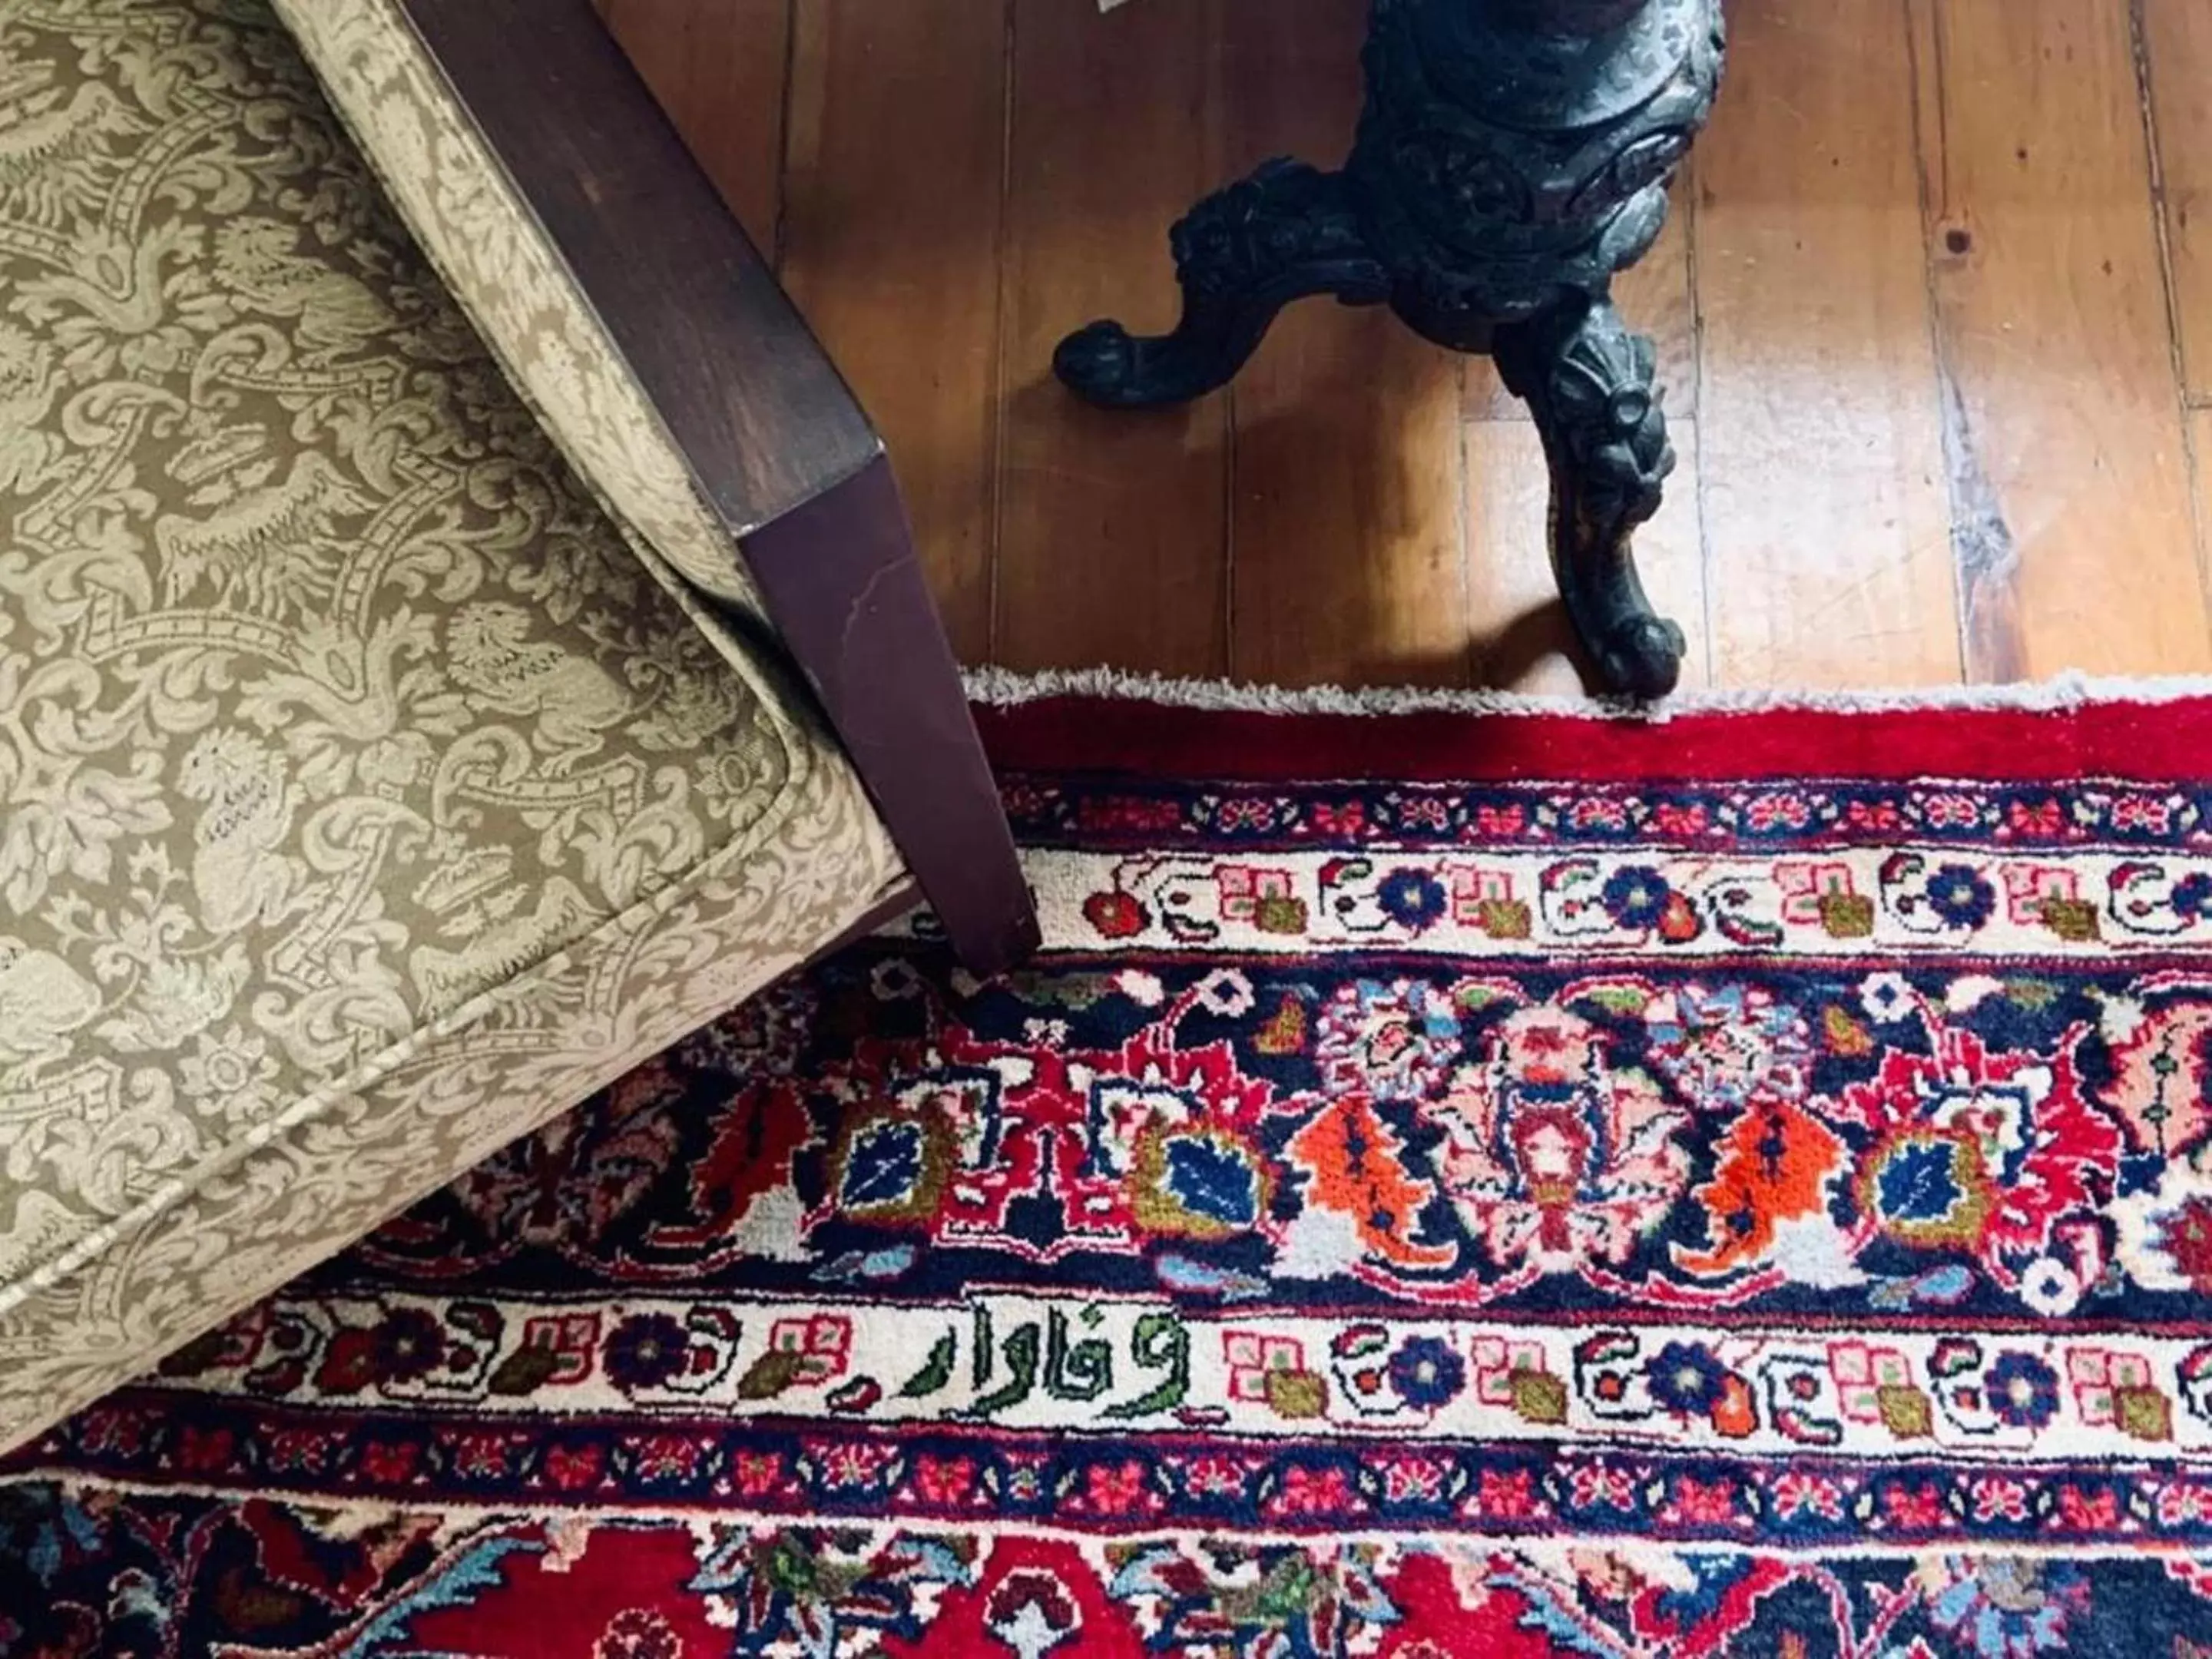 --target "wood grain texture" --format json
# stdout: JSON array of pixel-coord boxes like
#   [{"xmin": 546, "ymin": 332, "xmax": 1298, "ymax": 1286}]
[
  {"xmin": 604, "ymin": 0, "xmax": 2212, "ymax": 696},
  {"xmin": 2143, "ymin": 0, "xmax": 2212, "ymax": 404},
  {"xmin": 1922, "ymin": 0, "xmax": 2209, "ymax": 679},
  {"xmin": 780, "ymin": 0, "xmax": 1008, "ymax": 661},
  {"xmin": 591, "ymin": 0, "xmax": 790, "ymax": 248},
  {"xmin": 992, "ymin": 0, "xmax": 1231, "ymax": 678},
  {"xmin": 1220, "ymin": 0, "xmax": 1470, "ymax": 690},
  {"xmin": 1694, "ymin": 0, "xmax": 1960, "ymax": 688},
  {"xmin": 2197, "ymin": 409, "xmax": 2212, "ymax": 582}
]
